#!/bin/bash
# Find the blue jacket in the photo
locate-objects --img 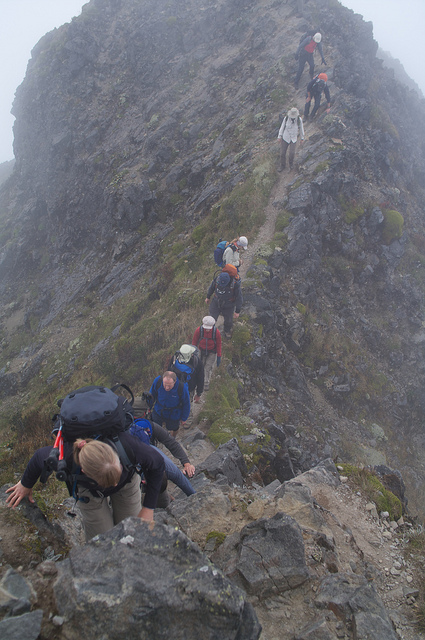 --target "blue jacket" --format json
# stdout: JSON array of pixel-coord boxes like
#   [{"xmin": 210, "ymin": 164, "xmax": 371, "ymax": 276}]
[{"xmin": 149, "ymin": 376, "xmax": 191, "ymax": 422}]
